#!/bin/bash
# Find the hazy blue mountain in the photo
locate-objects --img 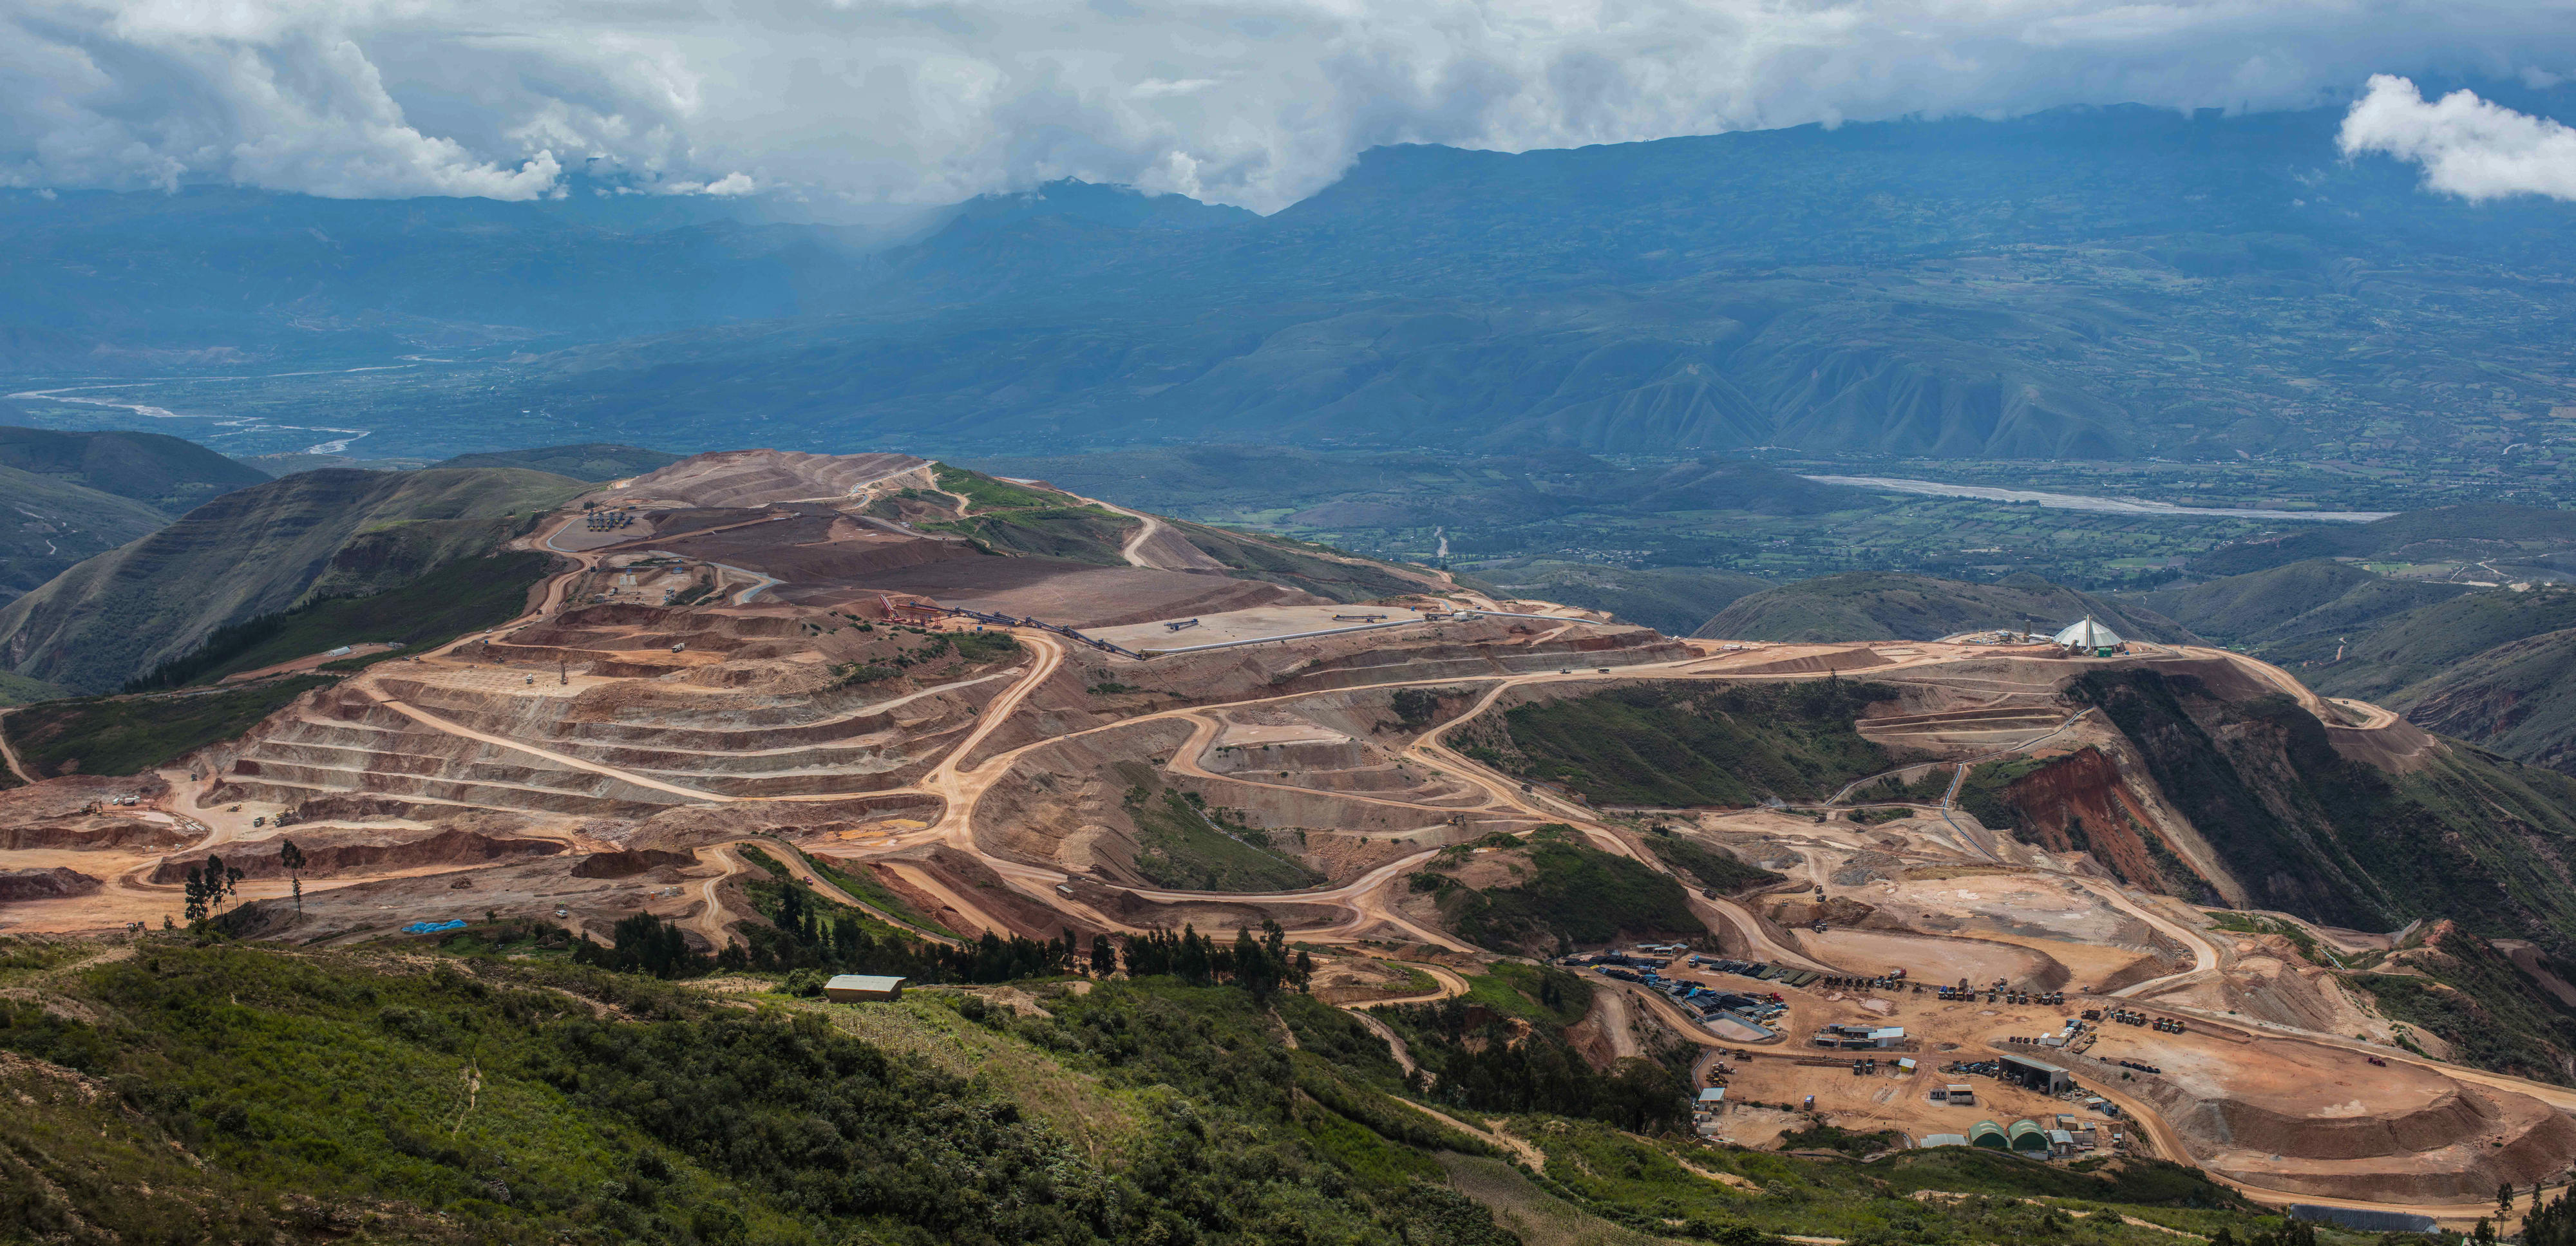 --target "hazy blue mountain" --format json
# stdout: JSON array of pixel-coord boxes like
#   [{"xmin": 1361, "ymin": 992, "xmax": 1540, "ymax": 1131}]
[
  {"xmin": 430, "ymin": 444, "xmax": 681, "ymax": 481},
  {"xmin": 5, "ymin": 102, "xmax": 2574, "ymax": 464}
]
